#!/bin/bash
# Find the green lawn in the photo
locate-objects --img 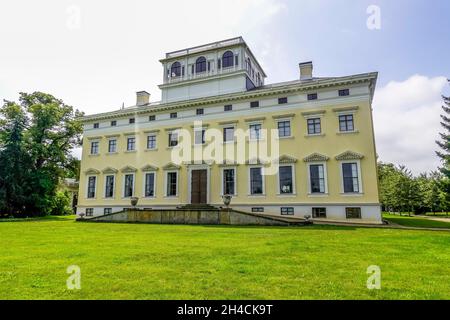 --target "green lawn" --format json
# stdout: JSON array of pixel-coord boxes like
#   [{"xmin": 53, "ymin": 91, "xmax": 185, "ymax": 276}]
[
  {"xmin": 383, "ymin": 213, "xmax": 450, "ymax": 229},
  {"xmin": 0, "ymin": 216, "xmax": 449, "ymax": 300}
]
